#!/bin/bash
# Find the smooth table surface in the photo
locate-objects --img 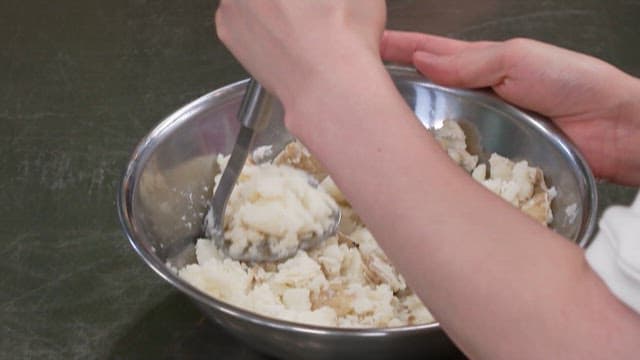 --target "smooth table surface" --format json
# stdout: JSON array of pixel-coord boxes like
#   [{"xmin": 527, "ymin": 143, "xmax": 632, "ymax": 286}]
[{"xmin": 1, "ymin": 0, "xmax": 638, "ymax": 359}]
